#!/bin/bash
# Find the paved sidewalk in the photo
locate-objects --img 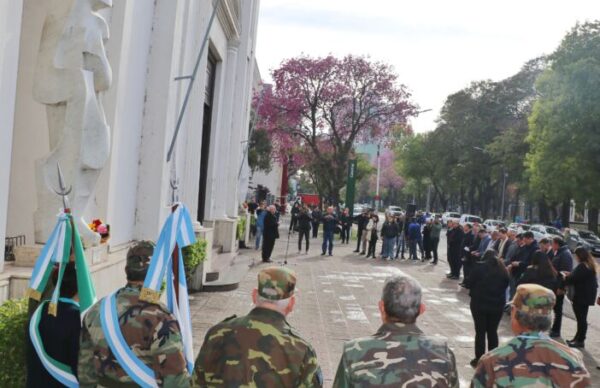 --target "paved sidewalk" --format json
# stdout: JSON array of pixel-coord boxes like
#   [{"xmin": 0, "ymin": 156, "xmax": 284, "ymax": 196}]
[{"xmin": 189, "ymin": 230, "xmax": 600, "ymax": 387}]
